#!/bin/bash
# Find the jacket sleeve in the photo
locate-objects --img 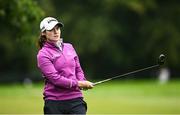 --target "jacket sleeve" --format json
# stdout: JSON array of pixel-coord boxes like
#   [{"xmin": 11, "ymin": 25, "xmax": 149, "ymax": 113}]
[
  {"xmin": 37, "ymin": 51, "xmax": 78, "ymax": 89},
  {"xmin": 74, "ymin": 50, "xmax": 87, "ymax": 81}
]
